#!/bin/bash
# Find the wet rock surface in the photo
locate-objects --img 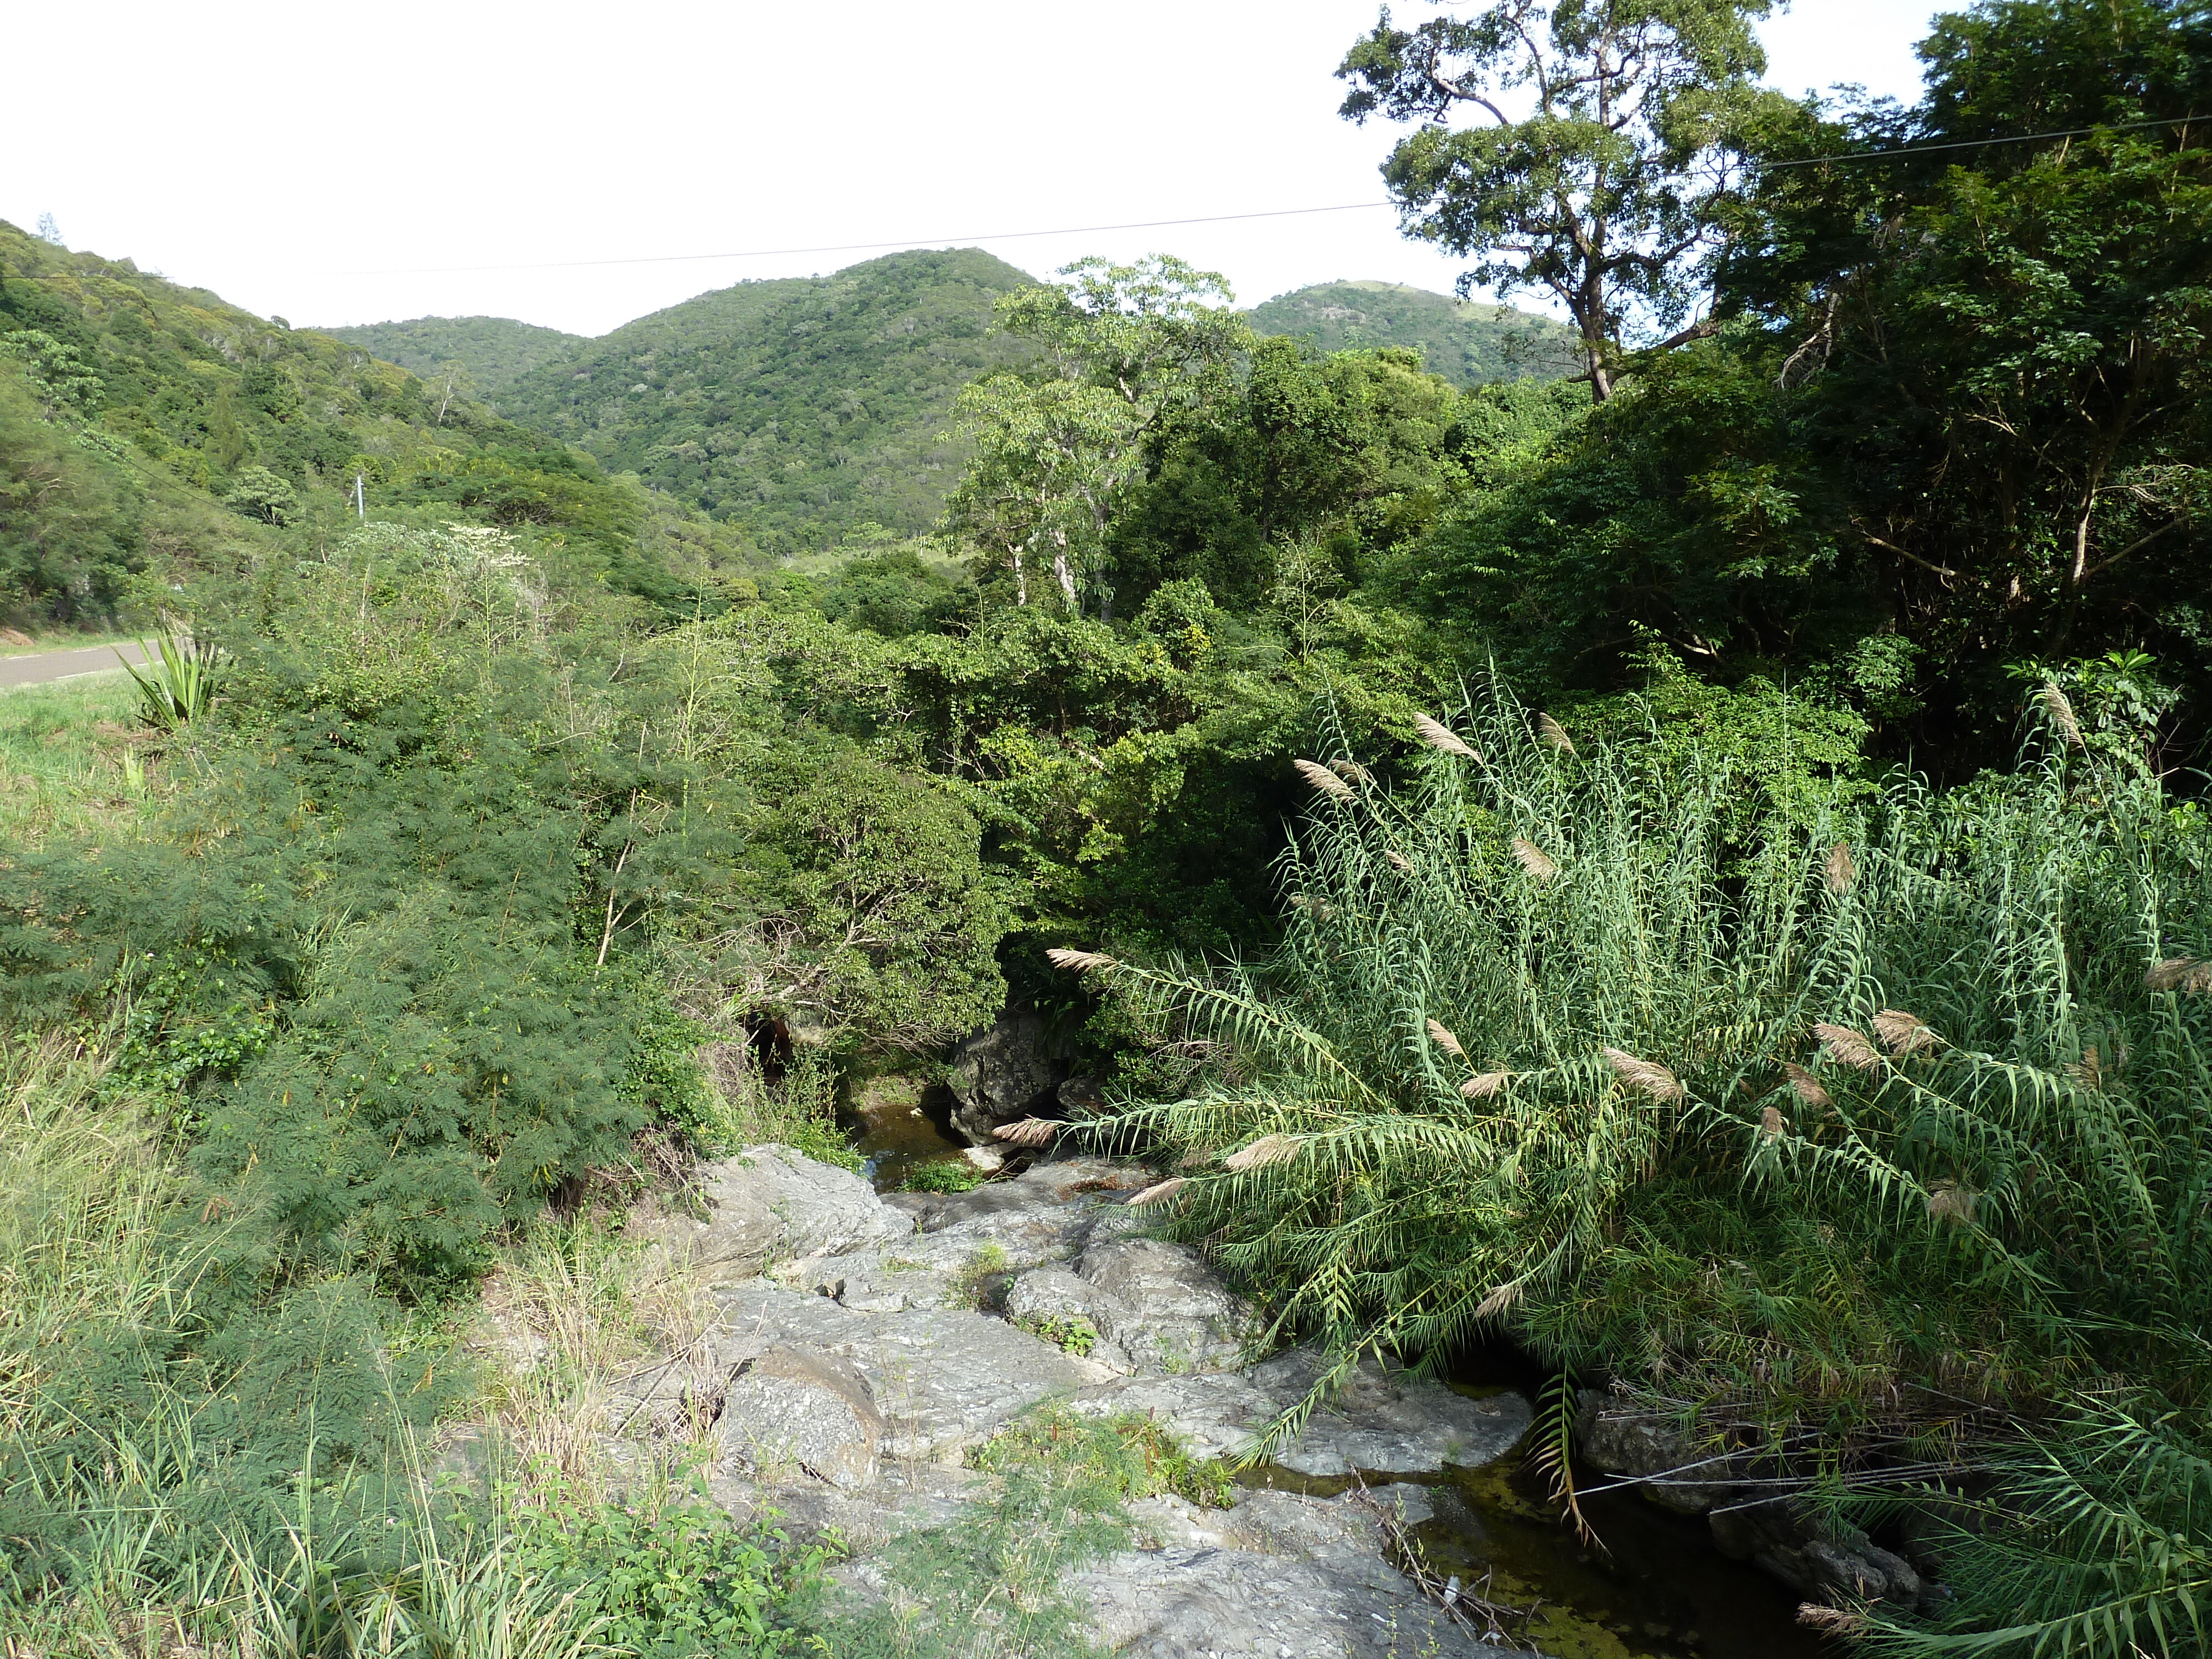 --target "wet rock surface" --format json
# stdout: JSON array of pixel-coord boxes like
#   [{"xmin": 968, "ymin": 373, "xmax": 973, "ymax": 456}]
[{"xmin": 665, "ymin": 1146, "xmax": 1541, "ymax": 1654}]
